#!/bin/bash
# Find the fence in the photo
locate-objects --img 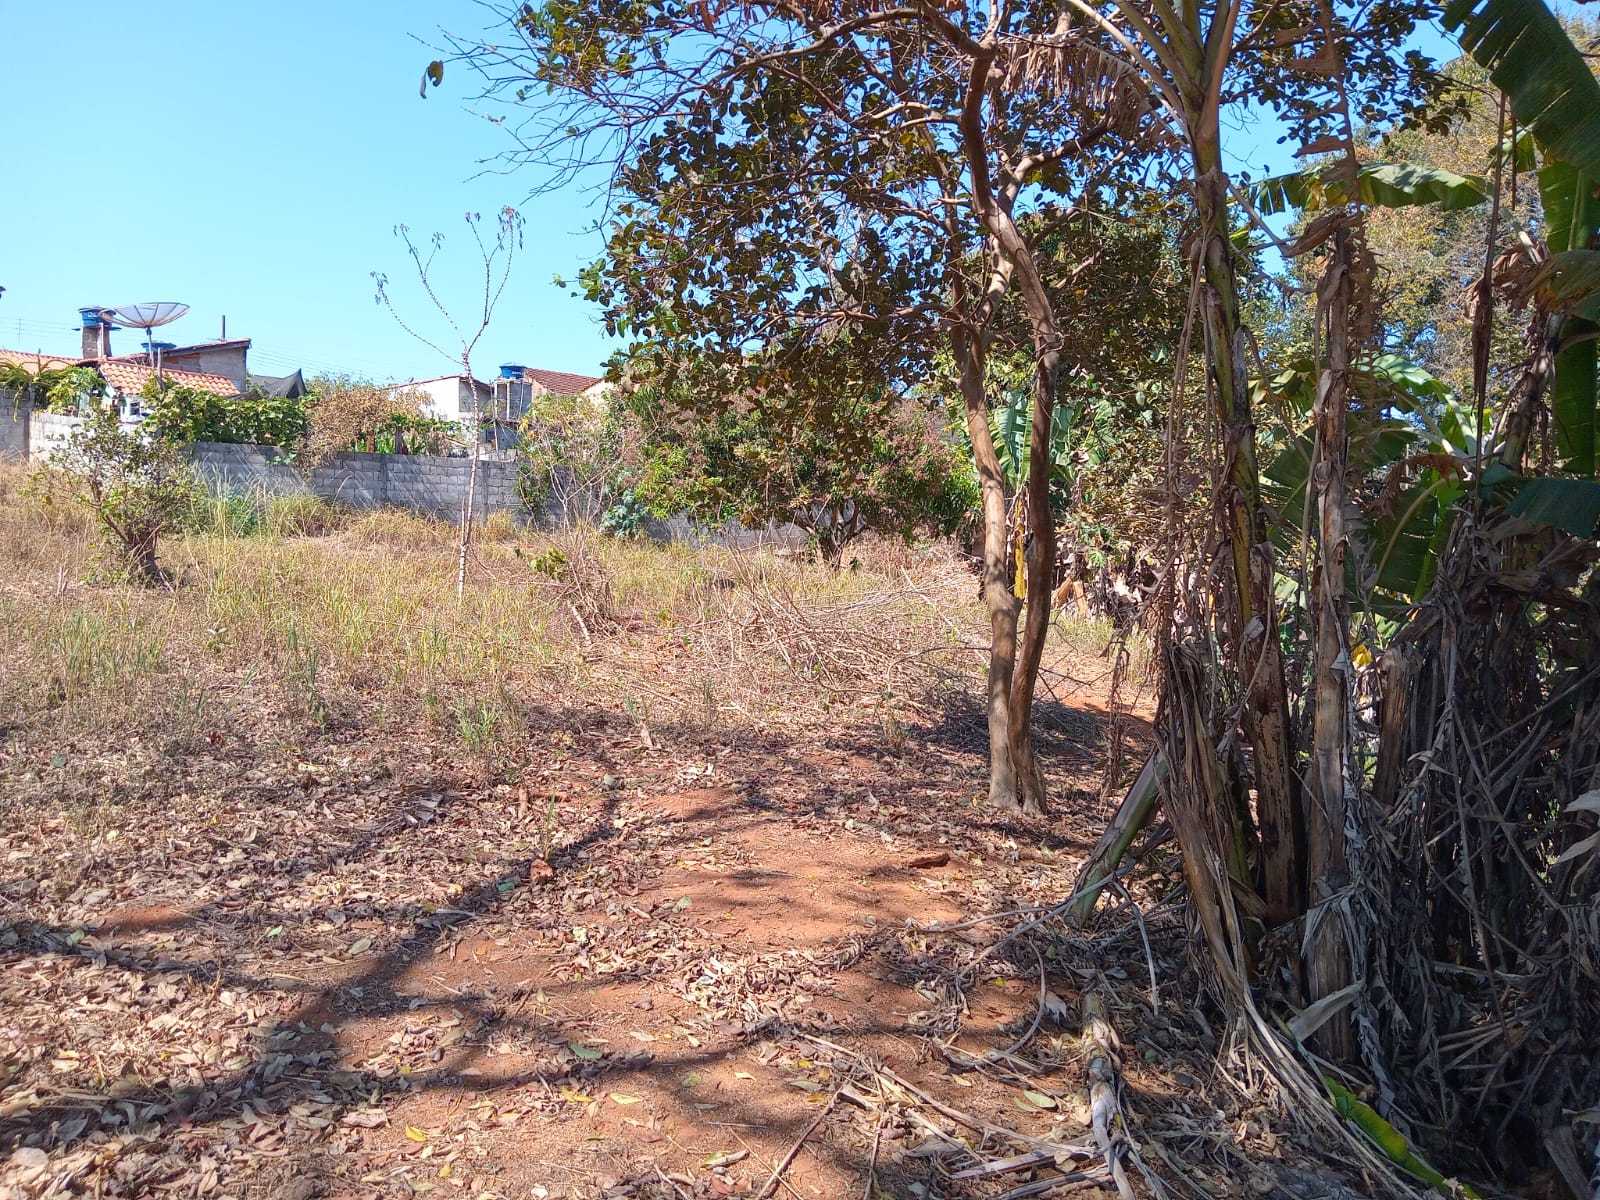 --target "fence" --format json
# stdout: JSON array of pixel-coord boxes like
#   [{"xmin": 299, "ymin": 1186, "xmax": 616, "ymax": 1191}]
[
  {"xmin": 1, "ymin": 398, "xmax": 803, "ymax": 546},
  {"xmin": 189, "ymin": 442, "xmax": 525, "ymax": 522}
]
